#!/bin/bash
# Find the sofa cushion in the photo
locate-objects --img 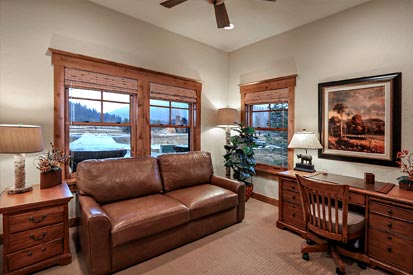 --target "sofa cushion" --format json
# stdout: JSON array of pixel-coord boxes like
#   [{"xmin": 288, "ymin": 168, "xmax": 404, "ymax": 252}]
[
  {"xmin": 77, "ymin": 156, "xmax": 163, "ymax": 204},
  {"xmin": 158, "ymin": 151, "xmax": 213, "ymax": 192},
  {"xmin": 102, "ymin": 194, "xmax": 190, "ymax": 247},
  {"xmin": 165, "ymin": 184, "xmax": 238, "ymax": 220}
]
